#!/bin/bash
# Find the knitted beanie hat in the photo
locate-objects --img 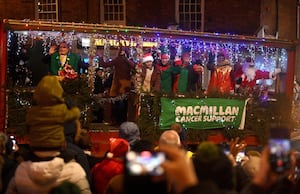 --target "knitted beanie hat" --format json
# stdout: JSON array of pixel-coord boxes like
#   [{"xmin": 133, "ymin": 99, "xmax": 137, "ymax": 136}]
[
  {"xmin": 193, "ymin": 141, "xmax": 234, "ymax": 190},
  {"xmin": 119, "ymin": 122, "xmax": 140, "ymax": 146}
]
